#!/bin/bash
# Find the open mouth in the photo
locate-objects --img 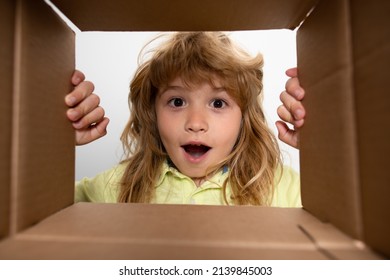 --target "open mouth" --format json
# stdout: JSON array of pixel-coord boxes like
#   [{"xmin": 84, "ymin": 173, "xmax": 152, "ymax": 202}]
[{"xmin": 181, "ymin": 144, "xmax": 211, "ymax": 158}]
